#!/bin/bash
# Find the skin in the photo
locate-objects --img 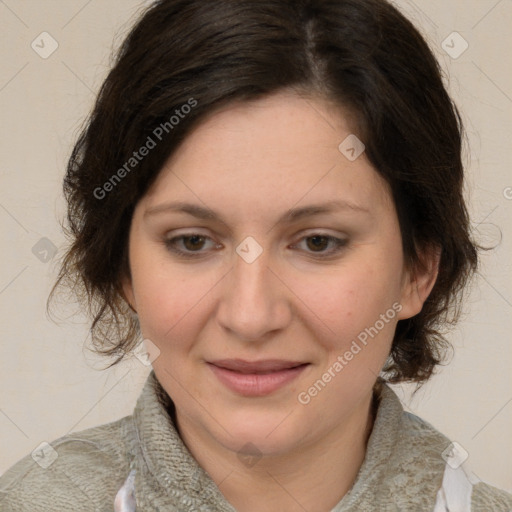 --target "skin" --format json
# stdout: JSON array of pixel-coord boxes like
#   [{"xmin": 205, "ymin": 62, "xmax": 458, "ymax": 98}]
[{"xmin": 122, "ymin": 89, "xmax": 439, "ymax": 512}]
